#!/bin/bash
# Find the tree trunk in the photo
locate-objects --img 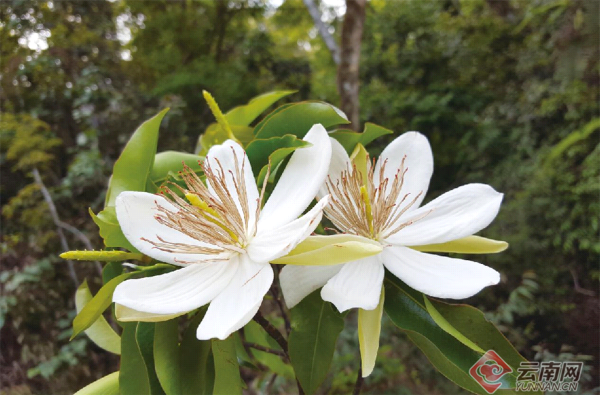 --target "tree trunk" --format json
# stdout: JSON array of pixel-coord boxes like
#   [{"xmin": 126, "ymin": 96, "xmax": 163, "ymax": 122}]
[{"xmin": 337, "ymin": 0, "xmax": 366, "ymax": 131}]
